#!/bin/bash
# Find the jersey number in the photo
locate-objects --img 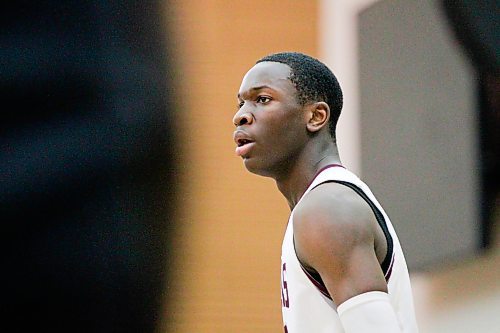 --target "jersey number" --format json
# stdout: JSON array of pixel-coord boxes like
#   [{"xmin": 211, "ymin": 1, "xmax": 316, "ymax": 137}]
[{"xmin": 281, "ymin": 263, "xmax": 290, "ymax": 308}]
